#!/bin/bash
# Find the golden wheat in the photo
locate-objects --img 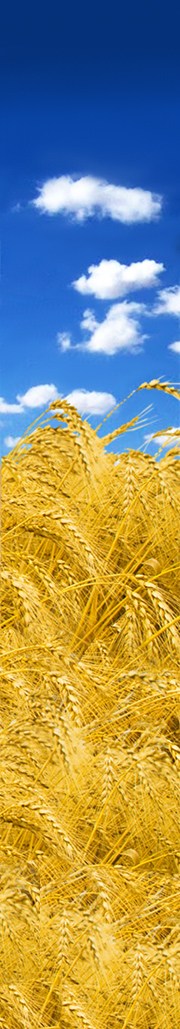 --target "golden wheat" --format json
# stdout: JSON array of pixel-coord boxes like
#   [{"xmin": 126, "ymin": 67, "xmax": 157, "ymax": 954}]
[{"xmin": 1, "ymin": 379, "xmax": 180, "ymax": 1028}]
